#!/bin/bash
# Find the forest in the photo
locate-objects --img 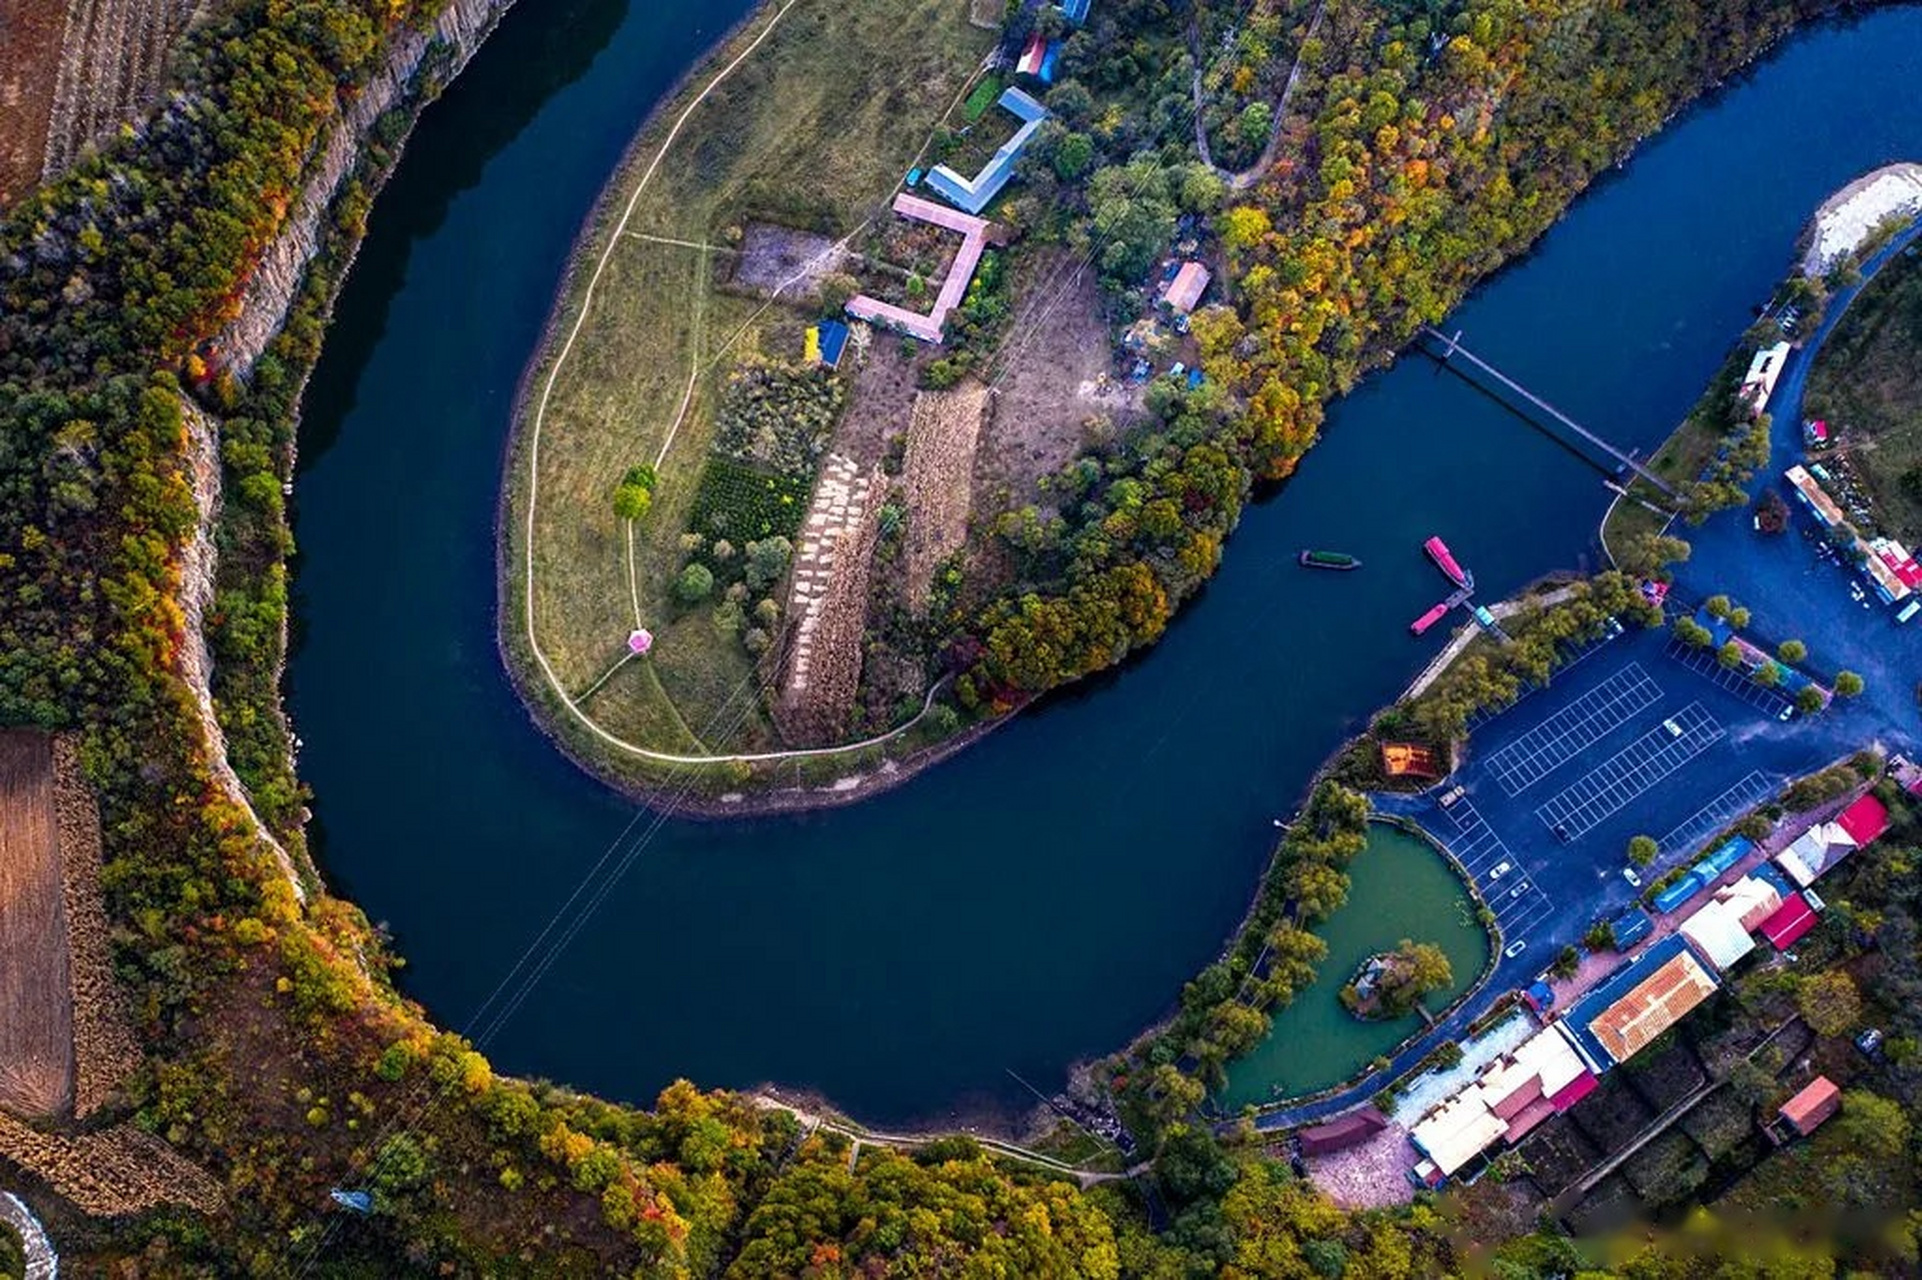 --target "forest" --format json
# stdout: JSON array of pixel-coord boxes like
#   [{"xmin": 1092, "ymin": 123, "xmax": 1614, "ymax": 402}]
[{"xmin": 0, "ymin": 0, "xmax": 1914, "ymax": 1271}]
